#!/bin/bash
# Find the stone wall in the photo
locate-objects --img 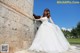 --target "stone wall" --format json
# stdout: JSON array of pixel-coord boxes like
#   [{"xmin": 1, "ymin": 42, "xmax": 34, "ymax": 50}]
[{"xmin": 0, "ymin": 0, "xmax": 34, "ymax": 53}]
